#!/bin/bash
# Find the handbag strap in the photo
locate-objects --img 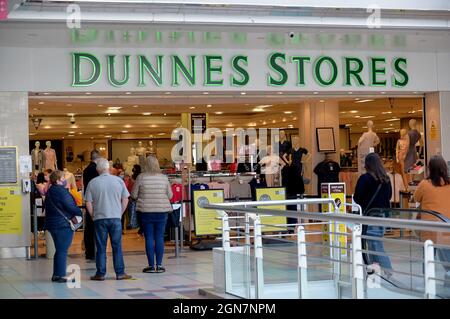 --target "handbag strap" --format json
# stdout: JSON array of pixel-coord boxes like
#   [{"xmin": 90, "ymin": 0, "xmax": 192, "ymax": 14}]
[
  {"xmin": 46, "ymin": 191, "xmax": 72, "ymax": 223},
  {"xmin": 365, "ymin": 183, "xmax": 382, "ymax": 215}
]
